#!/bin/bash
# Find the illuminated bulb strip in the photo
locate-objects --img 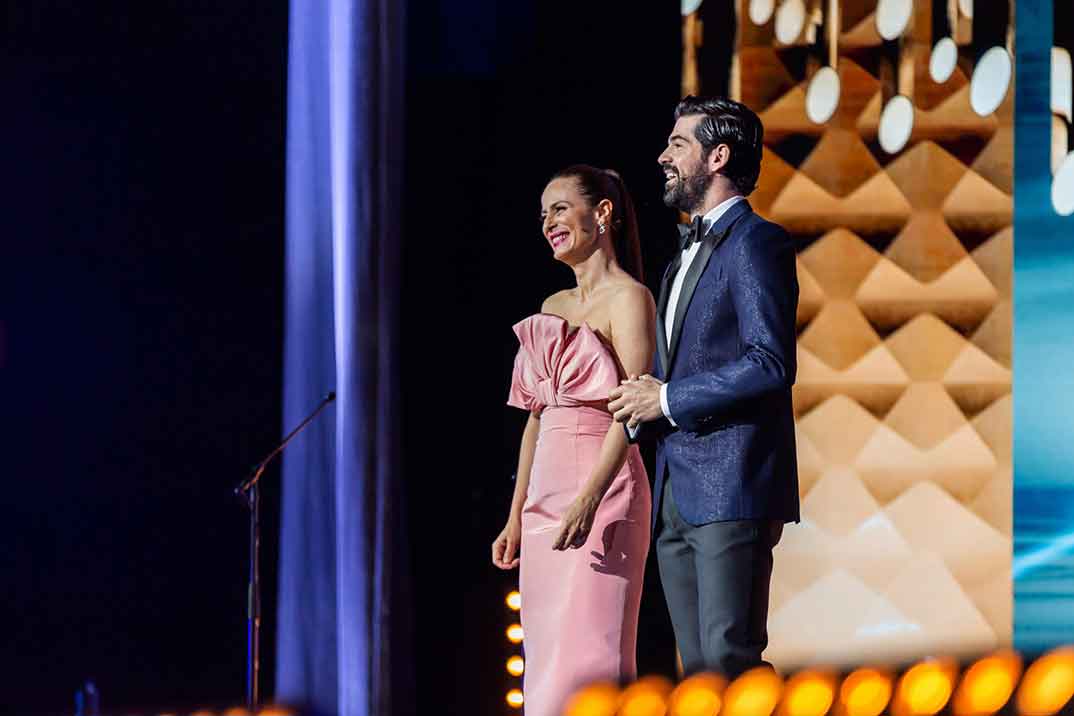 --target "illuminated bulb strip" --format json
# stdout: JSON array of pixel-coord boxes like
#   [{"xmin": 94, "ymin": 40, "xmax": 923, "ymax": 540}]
[
  {"xmin": 506, "ymin": 688, "xmax": 524, "ymax": 708},
  {"xmin": 1017, "ymin": 647, "xmax": 1074, "ymax": 716},
  {"xmin": 840, "ymin": 668, "xmax": 894, "ymax": 716}
]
